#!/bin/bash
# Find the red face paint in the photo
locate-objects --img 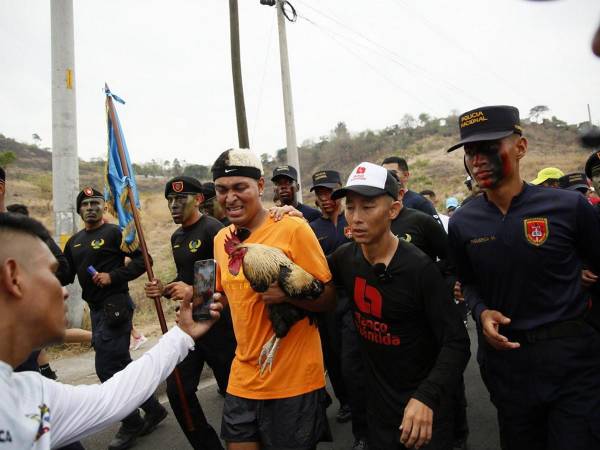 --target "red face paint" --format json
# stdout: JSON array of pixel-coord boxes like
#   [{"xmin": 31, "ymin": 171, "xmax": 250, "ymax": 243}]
[{"xmin": 465, "ymin": 140, "xmax": 506, "ymax": 189}]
